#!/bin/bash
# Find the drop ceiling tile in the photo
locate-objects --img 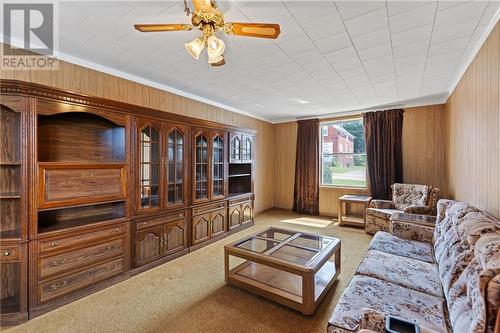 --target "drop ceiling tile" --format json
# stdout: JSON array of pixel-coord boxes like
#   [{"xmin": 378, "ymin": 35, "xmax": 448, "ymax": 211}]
[
  {"xmin": 293, "ymin": 49, "xmax": 326, "ymax": 66},
  {"xmin": 391, "ymin": 24, "xmax": 433, "ymax": 47},
  {"xmin": 387, "ymin": 1, "xmax": 434, "ymax": 17},
  {"xmin": 479, "ymin": 1, "xmax": 500, "ymax": 26},
  {"xmin": 324, "ymin": 46, "xmax": 358, "ymax": 63},
  {"xmin": 339, "ymin": 67, "xmax": 367, "ymax": 79},
  {"xmin": 330, "ymin": 58, "xmax": 363, "ymax": 72},
  {"xmin": 261, "ymin": 52, "xmax": 292, "ymax": 67},
  {"xmin": 389, "ymin": 3, "xmax": 437, "ymax": 34},
  {"xmin": 314, "ymin": 32, "xmax": 353, "ymax": 54},
  {"xmin": 393, "ymin": 40, "xmax": 430, "ymax": 59},
  {"xmin": 302, "ymin": 15, "xmax": 346, "ymax": 41},
  {"xmin": 274, "ymin": 62, "xmax": 304, "ymax": 75},
  {"xmin": 429, "ymin": 37, "xmax": 469, "ymax": 56},
  {"xmin": 434, "ymin": 1, "xmax": 489, "ymax": 29},
  {"xmin": 335, "ymin": 1, "xmax": 386, "ymax": 20},
  {"xmin": 285, "ymin": 1, "xmax": 339, "ymax": 24},
  {"xmin": 396, "ymin": 63, "xmax": 426, "ymax": 76},
  {"xmin": 358, "ymin": 43, "xmax": 392, "ymax": 61},
  {"xmin": 352, "ymin": 28, "xmax": 391, "ymax": 50},
  {"xmin": 277, "ymin": 35, "xmax": 316, "ymax": 56},
  {"xmin": 395, "ymin": 53, "xmax": 427, "ymax": 67},
  {"xmin": 344, "ymin": 8, "xmax": 388, "ymax": 37},
  {"xmin": 370, "ymin": 73, "xmax": 396, "ymax": 84},
  {"xmin": 431, "ymin": 20, "xmax": 478, "ymax": 44}
]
